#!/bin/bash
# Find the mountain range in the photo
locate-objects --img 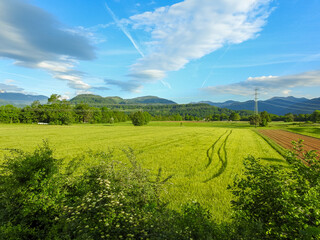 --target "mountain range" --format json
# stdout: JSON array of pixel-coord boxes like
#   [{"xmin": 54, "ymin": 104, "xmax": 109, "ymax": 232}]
[
  {"xmin": 0, "ymin": 93, "xmax": 176, "ymax": 106},
  {"xmin": 69, "ymin": 94, "xmax": 177, "ymax": 105},
  {"xmin": 200, "ymin": 96, "xmax": 320, "ymax": 115},
  {"xmin": 0, "ymin": 92, "xmax": 48, "ymax": 105},
  {"xmin": 0, "ymin": 93, "xmax": 319, "ymax": 115}
]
